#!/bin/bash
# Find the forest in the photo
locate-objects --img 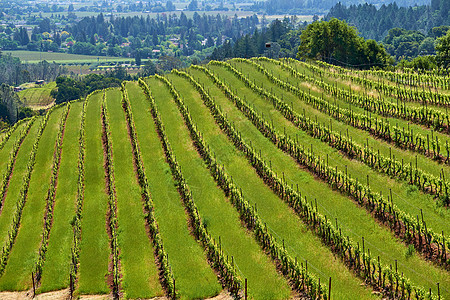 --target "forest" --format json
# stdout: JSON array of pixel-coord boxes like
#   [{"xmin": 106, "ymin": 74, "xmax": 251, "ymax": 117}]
[{"xmin": 326, "ymin": 0, "xmax": 450, "ymax": 41}]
